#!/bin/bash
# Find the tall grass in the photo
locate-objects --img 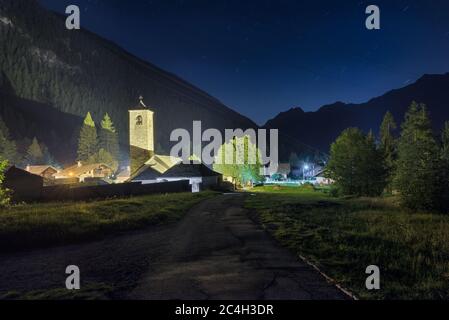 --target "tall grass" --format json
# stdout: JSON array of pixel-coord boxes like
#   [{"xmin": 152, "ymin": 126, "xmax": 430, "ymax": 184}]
[
  {"xmin": 0, "ymin": 191, "xmax": 216, "ymax": 253},
  {"xmin": 246, "ymin": 185, "xmax": 449, "ymax": 299}
]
